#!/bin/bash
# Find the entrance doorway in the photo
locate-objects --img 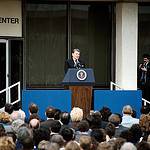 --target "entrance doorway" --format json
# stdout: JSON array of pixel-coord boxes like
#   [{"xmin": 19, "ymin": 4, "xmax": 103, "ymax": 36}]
[{"xmin": 0, "ymin": 39, "xmax": 23, "ymax": 108}]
